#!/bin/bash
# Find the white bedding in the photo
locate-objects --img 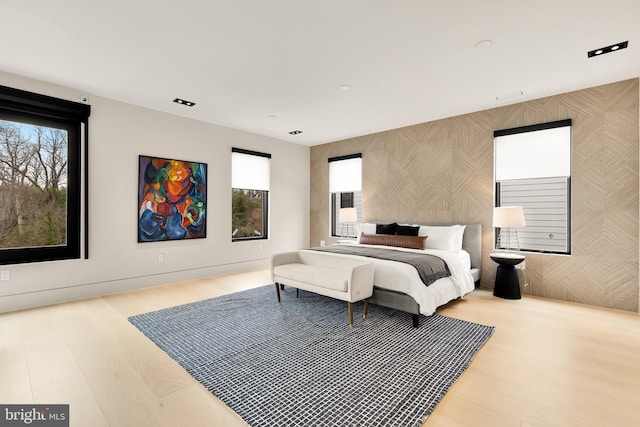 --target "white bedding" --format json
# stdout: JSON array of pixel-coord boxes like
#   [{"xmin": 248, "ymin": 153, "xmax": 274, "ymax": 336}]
[{"xmin": 331, "ymin": 243, "xmax": 475, "ymax": 315}]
